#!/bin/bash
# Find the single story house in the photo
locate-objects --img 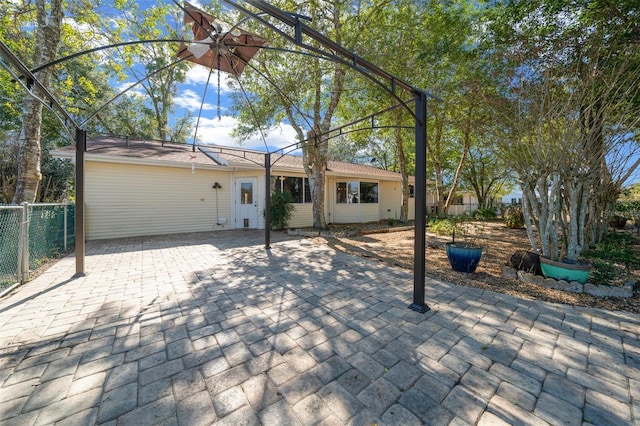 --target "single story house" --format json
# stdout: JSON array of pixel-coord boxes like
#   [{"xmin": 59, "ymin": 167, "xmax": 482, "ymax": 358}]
[
  {"xmin": 502, "ymin": 190, "xmax": 523, "ymax": 206},
  {"xmin": 54, "ymin": 136, "xmax": 418, "ymax": 240}
]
